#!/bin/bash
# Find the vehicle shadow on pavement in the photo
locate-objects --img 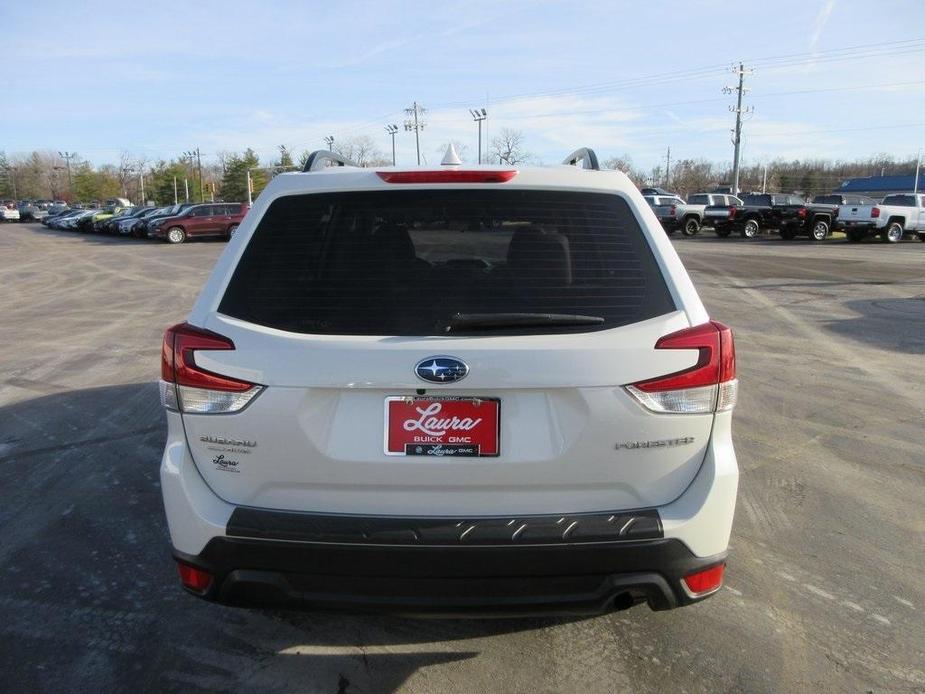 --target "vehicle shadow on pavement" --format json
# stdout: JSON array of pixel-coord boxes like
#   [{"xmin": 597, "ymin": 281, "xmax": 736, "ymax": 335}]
[
  {"xmin": 824, "ymin": 297, "xmax": 925, "ymax": 354},
  {"xmin": 0, "ymin": 382, "xmax": 577, "ymax": 693}
]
